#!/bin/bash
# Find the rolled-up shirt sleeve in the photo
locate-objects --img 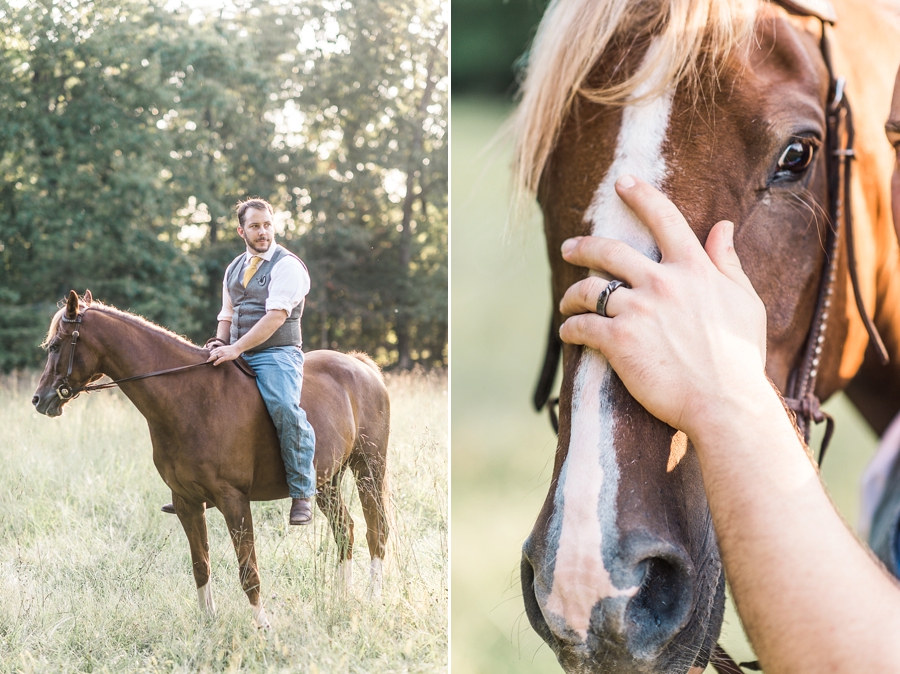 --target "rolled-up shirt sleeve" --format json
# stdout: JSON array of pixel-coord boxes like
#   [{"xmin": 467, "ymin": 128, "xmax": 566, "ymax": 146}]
[
  {"xmin": 217, "ymin": 277, "xmax": 234, "ymax": 322},
  {"xmin": 266, "ymin": 256, "xmax": 310, "ymax": 314}
]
